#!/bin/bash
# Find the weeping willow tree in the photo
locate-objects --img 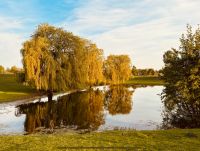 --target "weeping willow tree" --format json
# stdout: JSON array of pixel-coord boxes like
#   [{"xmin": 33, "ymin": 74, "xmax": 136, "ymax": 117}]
[
  {"xmin": 21, "ymin": 24, "xmax": 104, "ymax": 96},
  {"xmin": 84, "ymin": 40, "xmax": 104, "ymax": 86},
  {"xmin": 103, "ymin": 55, "xmax": 132, "ymax": 84}
]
